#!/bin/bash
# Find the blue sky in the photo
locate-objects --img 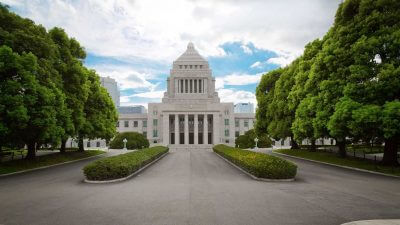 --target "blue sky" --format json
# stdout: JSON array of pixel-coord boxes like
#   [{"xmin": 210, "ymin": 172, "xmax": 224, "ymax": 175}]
[{"xmin": 5, "ymin": 0, "xmax": 341, "ymax": 108}]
